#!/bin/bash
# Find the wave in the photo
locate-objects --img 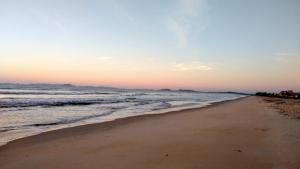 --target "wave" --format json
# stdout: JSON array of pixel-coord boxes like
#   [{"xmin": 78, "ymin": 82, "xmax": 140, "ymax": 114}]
[
  {"xmin": 0, "ymin": 91, "xmax": 115, "ymax": 95},
  {"xmin": 0, "ymin": 110, "xmax": 116, "ymax": 133},
  {"xmin": 0, "ymin": 99, "xmax": 130, "ymax": 108}
]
